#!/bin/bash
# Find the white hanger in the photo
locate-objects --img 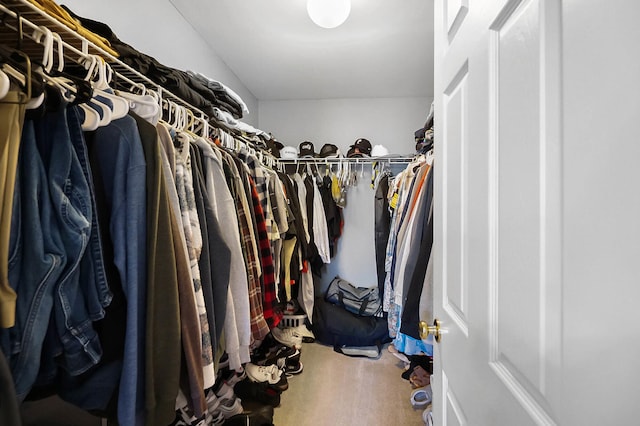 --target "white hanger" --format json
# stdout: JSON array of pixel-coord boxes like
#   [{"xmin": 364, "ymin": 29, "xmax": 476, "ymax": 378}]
[
  {"xmin": 90, "ymin": 56, "xmax": 129, "ymax": 120},
  {"xmin": 77, "ymin": 55, "xmax": 111, "ymax": 126},
  {"xmin": 117, "ymin": 84, "xmax": 160, "ymax": 124},
  {"xmin": 0, "ymin": 69, "xmax": 9, "ymax": 100}
]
